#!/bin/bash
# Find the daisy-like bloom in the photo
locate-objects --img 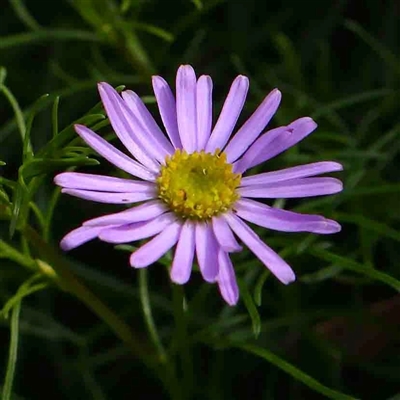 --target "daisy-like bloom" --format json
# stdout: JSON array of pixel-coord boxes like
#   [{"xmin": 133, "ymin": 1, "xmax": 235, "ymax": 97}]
[{"xmin": 55, "ymin": 65, "xmax": 343, "ymax": 305}]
